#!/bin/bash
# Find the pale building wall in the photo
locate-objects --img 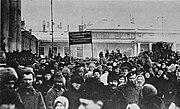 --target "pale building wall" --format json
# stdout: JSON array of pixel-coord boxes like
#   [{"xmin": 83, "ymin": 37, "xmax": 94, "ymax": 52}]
[
  {"xmin": 82, "ymin": 43, "xmax": 134, "ymax": 59},
  {"xmin": 38, "ymin": 29, "xmax": 180, "ymax": 58}
]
